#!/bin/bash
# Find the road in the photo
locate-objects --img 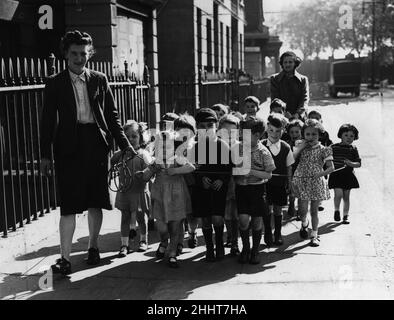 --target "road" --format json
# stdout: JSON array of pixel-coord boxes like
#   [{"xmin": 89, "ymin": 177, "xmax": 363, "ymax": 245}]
[{"xmin": 0, "ymin": 88, "xmax": 393, "ymax": 300}]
